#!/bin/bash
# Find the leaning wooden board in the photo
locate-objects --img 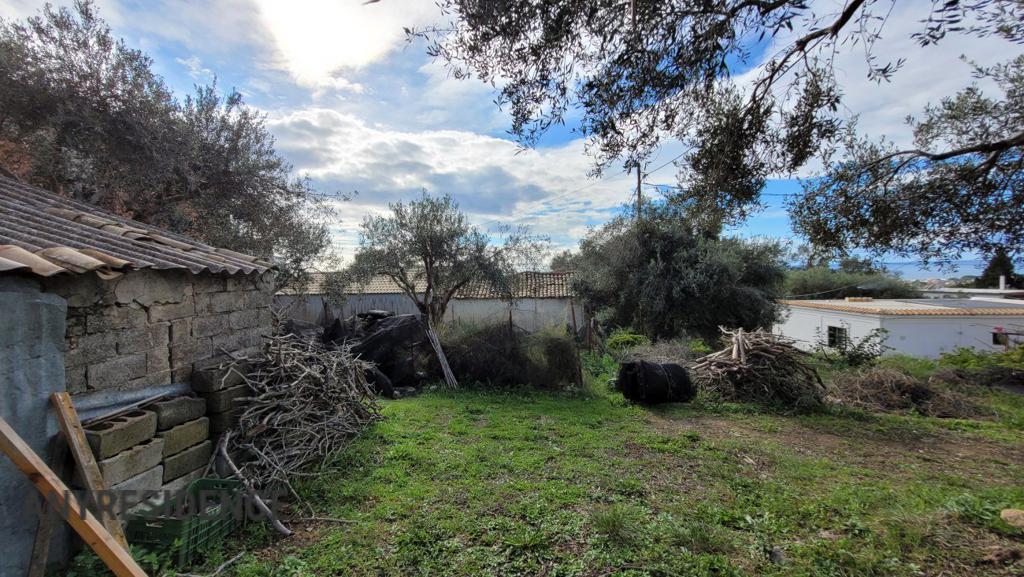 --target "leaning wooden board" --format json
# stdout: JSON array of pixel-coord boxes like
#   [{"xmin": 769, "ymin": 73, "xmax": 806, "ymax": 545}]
[
  {"xmin": 27, "ymin": 434, "xmax": 68, "ymax": 577},
  {"xmin": 50, "ymin": 392, "xmax": 129, "ymax": 548},
  {"xmin": 0, "ymin": 415, "xmax": 147, "ymax": 577}
]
